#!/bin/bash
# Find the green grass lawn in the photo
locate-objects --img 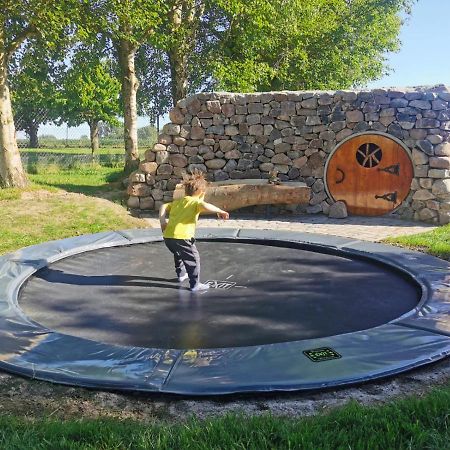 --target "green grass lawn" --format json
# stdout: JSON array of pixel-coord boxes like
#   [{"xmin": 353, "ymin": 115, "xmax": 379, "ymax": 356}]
[
  {"xmin": 0, "ymin": 387, "xmax": 449, "ymax": 449},
  {"xmin": 0, "ymin": 194, "xmax": 146, "ymax": 255},
  {"xmin": 386, "ymin": 224, "xmax": 450, "ymax": 261},
  {"xmin": 0, "ymin": 165, "xmax": 145, "ymax": 255},
  {"xmin": 0, "ymin": 166, "xmax": 449, "ymax": 449},
  {"xmin": 28, "ymin": 164, "xmax": 125, "ymax": 196}
]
